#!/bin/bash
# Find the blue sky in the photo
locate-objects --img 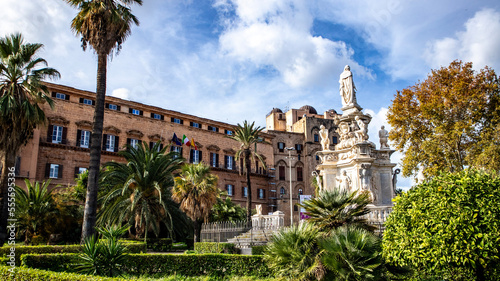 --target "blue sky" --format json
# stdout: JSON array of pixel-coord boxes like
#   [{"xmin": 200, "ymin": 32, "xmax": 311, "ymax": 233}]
[{"xmin": 2, "ymin": 0, "xmax": 500, "ymax": 189}]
